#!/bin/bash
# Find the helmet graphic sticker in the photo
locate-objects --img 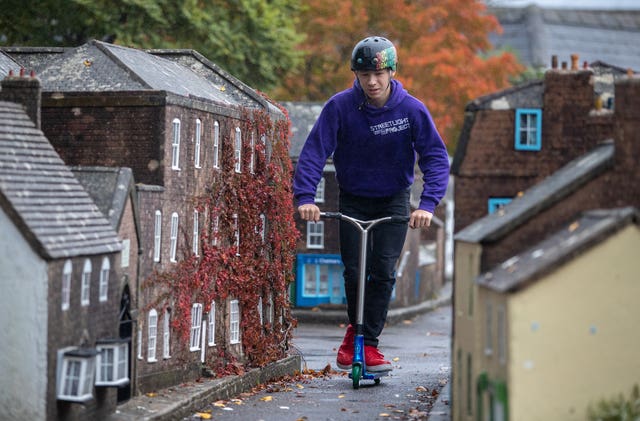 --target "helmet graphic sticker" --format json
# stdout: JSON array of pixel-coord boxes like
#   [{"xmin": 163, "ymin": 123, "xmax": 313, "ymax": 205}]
[{"xmin": 351, "ymin": 36, "xmax": 398, "ymax": 72}]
